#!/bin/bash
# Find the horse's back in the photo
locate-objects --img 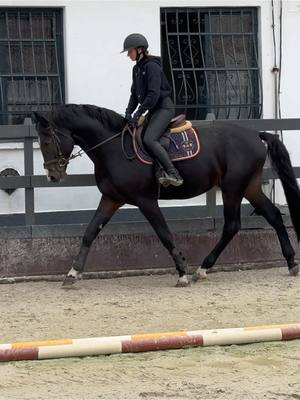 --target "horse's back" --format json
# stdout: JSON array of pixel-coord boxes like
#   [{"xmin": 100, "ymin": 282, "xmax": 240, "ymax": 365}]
[
  {"xmin": 194, "ymin": 121, "xmax": 267, "ymax": 165},
  {"xmin": 159, "ymin": 121, "xmax": 267, "ymax": 199}
]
